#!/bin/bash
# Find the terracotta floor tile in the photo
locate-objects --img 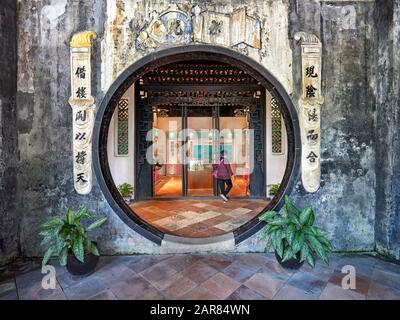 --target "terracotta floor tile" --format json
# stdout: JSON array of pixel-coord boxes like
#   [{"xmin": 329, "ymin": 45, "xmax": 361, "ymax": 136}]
[
  {"xmin": 335, "ymin": 257, "xmax": 376, "ymax": 278},
  {"xmin": 202, "ymin": 215, "xmax": 232, "ymax": 226},
  {"xmin": 181, "ymin": 286, "xmax": 221, "ymax": 300},
  {"xmin": 163, "ymin": 254, "xmax": 201, "ymax": 272},
  {"xmin": 371, "ymin": 268, "xmax": 400, "ymax": 291},
  {"xmin": 182, "ymin": 261, "xmax": 219, "ymax": 284},
  {"xmin": 274, "ymin": 284, "xmax": 320, "ymax": 300},
  {"xmin": 63, "ymin": 277, "xmax": 106, "ymax": 300},
  {"xmin": 214, "ymin": 221, "xmax": 239, "ymax": 232},
  {"xmin": 328, "ymin": 270, "xmax": 370, "ymax": 295},
  {"xmin": 188, "ymin": 222, "xmax": 210, "ymax": 232},
  {"xmin": 192, "ymin": 203, "xmax": 210, "ymax": 208},
  {"xmin": 185, "ymin": 206, "xmax": 209, "ymax": 213},
  {"xmin": 201, "ymin": 227, "xmax": 226, "ymax": 236},
  {"xmin": 125, "ymin": 255, "xmax": 170, "ymax": 273},
  {"xmin": 261, "ymin": 260, "xmax": 295, "ymax": 281},
  {"xmin": 15, "ymin": 268, "xmax": 67, "ymax": 300},
  {"xmin": 161, "ymin": 276, "xmax": 197, "ymax": 299},
  {"xmin": 94, "ymin": 263, "xmax": 136, "ymax": 287},
  {"xmin": 367, "ymin": 281, "xmax": 400, "ymax": 300},
  {"xmin": 140, "ymin": 261, "xmax": 178, "ymax": 288},
  {"xmin": 200, "ymin": 273, "xmax": 241, "ymax": 299},
  {"xmin": 202, "ymin": 254, "xmax": 234, "ymax": 271},
  {"xmin": 88, "ymin": 289, "xmax": 117, "ymax": 300},
  {"xmin": 319, "ymin": 282, "xmax": 366, "ymax": 300},
  {"xmin": 227, "ymin": 285, "xmax": 268, "ymax": 300},
  {"xmin": 244, "ymin": 273, "xmax": 285, "ymax": 299},
  {"xmin": 222, "ymin": 261, "xmax": 260, "ymax": 282},
  {"xmin": 234, "ymin": 253, "xmax": 270, "ymax": 269},
  {"xmin": 287, "ymin": 271, "xmax": 328, "ymax": 295},
  {"xmin": 110, "ymin": 275, "xmax": 160, "ymax": 300},
  {"xmin": 242, "ymin": 202, "xmax": 264, "ymax": 210},
  {"xmin": 172, "ymin": 226, "xmax": 199, "ymax": 237}
]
